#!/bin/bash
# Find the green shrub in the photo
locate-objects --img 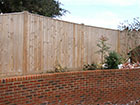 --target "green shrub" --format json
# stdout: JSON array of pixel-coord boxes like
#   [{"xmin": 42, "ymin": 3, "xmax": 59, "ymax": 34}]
[
  {"xmin": 83, "ymin": 63, "xmax": 97, "ymax": 70},
  {"xmin": 105, "ymin": 51, "xmax": 122, "ymax": 69}
]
